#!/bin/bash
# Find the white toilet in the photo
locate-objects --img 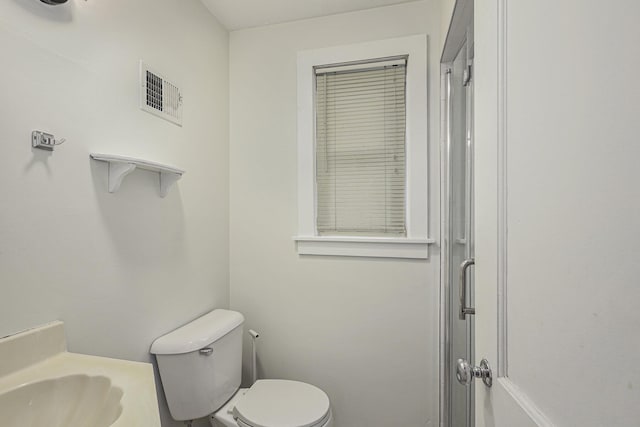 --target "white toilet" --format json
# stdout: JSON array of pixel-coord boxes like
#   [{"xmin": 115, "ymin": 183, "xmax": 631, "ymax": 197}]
[{"xmin": 150, "ymin": 309, "xmax": 333, "ymax": 427}]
